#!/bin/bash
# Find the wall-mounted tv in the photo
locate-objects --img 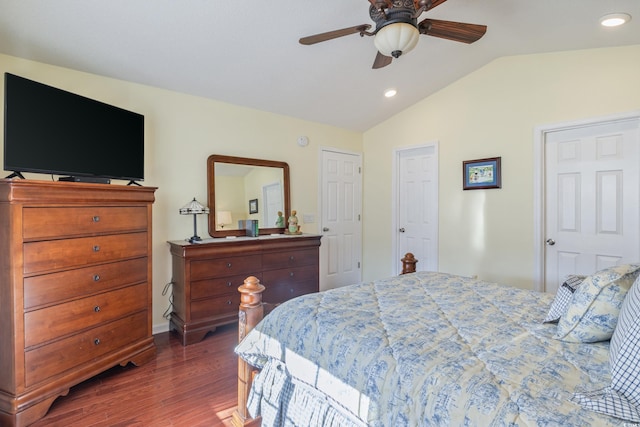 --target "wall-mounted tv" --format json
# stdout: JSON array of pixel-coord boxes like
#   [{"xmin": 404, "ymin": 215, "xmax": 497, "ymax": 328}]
[{"xmin": 3, "ymin": 73, "xmax": 144, "ymax": 183}]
